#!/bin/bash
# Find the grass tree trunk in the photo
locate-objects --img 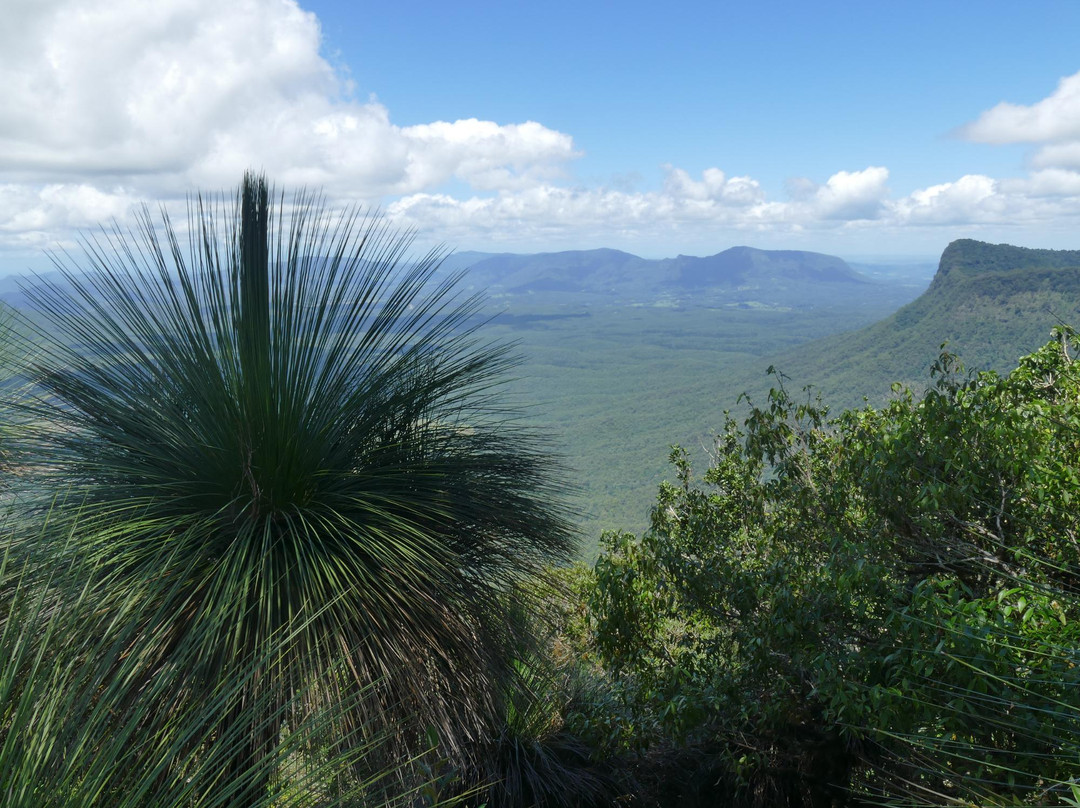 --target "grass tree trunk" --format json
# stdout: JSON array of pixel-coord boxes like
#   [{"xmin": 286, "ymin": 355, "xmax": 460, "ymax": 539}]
[
  {"xmin": 238, "ymin": 172, "xmax": 272, "ymax": 514},
  {"xmin": 228, "ymin": 173, "xmax": 282, "ymax": 807}
]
